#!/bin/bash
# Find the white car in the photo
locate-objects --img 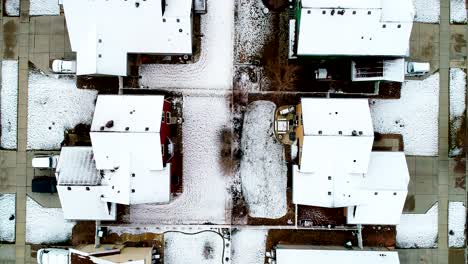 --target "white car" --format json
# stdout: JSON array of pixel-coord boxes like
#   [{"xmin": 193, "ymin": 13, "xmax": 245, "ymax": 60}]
[
  {"xmin": 32, "ymin": 155, "xmax": 59, "ymax": 169},
  {"xmin": 37, "ymin": 248, "xmax": 69, "ymax": 264},
  {"xmin": 51, "ymin": 59, "xmax": 77, "ymax": 74},
  {"xmin": 405, "ymin": 62, "xmax": 430, "ymax": 77}
]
